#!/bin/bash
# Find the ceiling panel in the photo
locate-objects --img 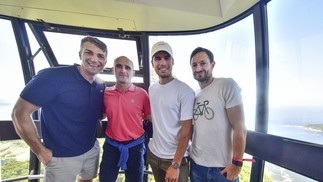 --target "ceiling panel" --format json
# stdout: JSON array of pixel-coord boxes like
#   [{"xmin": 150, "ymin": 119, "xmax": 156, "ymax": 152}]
[{"xmin": 0, "ymin": 0, "xmax": 259, "ymax": 32}]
